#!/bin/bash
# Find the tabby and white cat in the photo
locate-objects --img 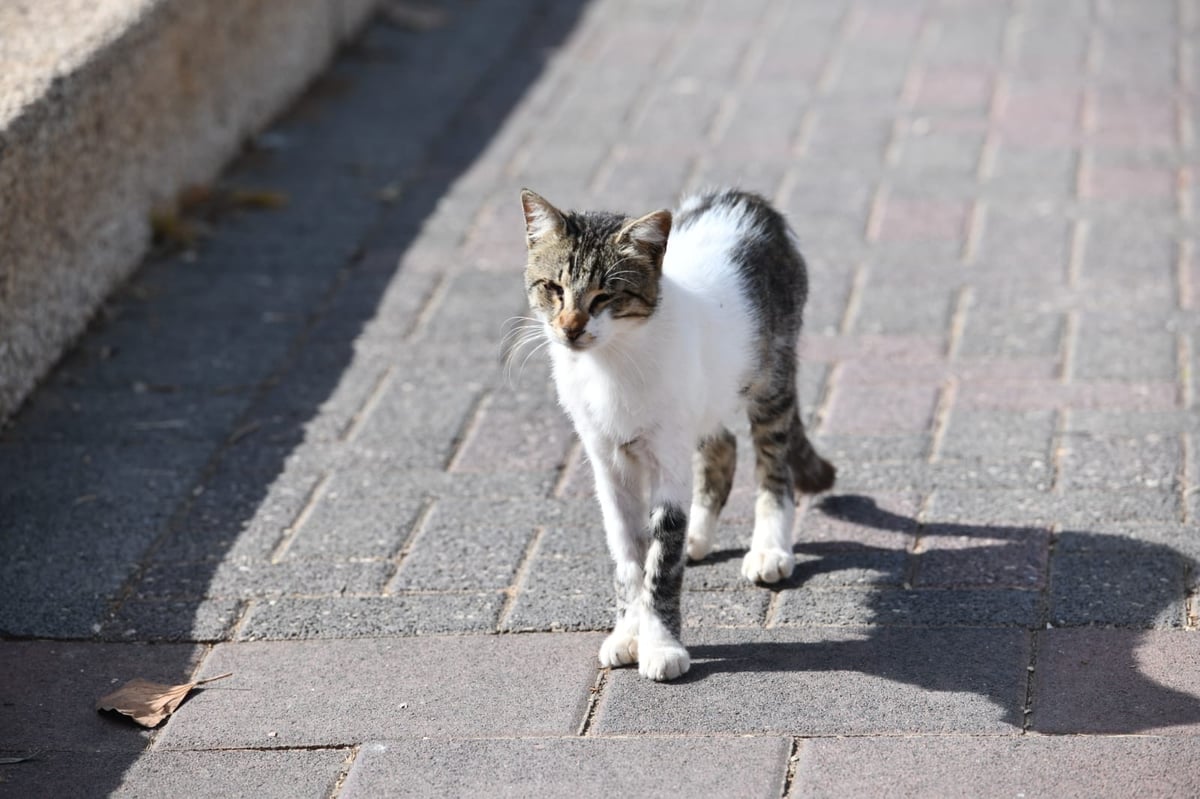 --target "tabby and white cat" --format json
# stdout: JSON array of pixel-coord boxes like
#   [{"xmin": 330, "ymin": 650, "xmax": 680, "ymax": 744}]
[{"xmin": 518, "ymin": 188, "xmax": 835, "ymax": 681}]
